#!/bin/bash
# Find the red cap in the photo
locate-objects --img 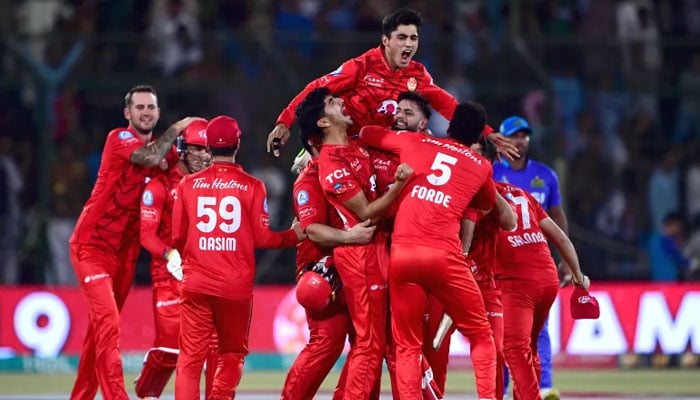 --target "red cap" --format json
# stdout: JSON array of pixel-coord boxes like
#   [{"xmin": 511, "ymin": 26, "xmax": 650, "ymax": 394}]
[
  {"xmin": 570, "ymin": 286, "xmax": 600, "ymax": 320},
  {"xmin": 183, "ymin": 119, "xmax": 208, "ymax": 147},
  {"xmin": 206, "ymin": 116, "xmax": 241, "ymax": 148},
  {"xmin": 296, "ymin": 271, "xmax": 332, "ymax": 314}
]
